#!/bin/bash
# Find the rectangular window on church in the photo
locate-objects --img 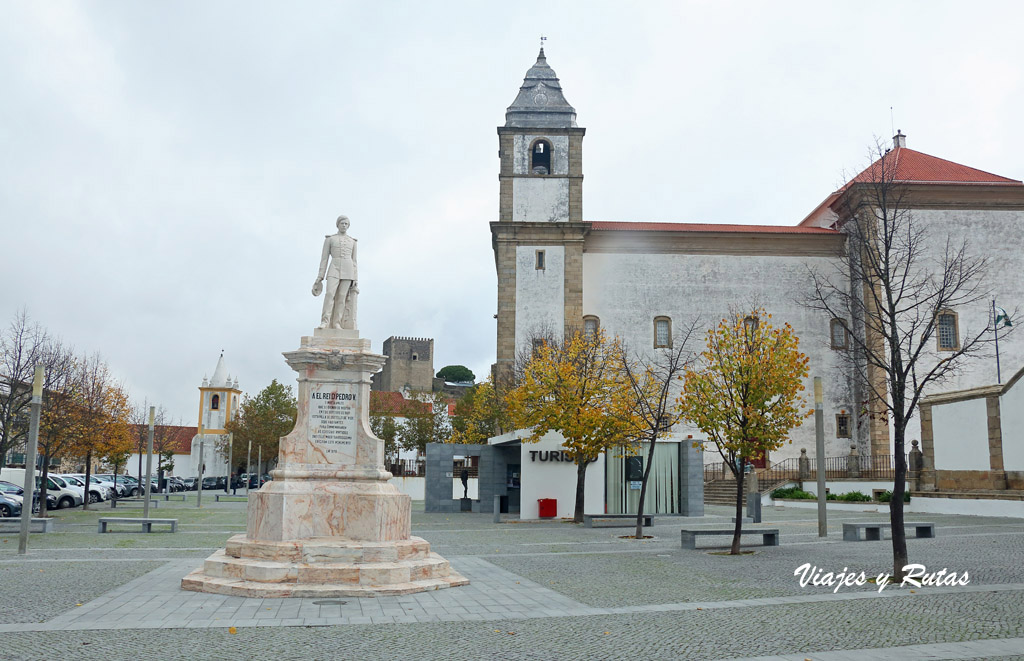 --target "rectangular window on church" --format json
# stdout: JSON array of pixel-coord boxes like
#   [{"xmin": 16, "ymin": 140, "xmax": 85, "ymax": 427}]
[
  {"xmin": 836, "ymin": 413, "xmax": 851, "ymax": 438},
  {"xmin": 654, "ymin": 317, "xmax": 671, "ymax": 348},
  {"xmin": 937, "ymin": 311, "xmax": 959, "ymax": 351},
  {"xmin": 535, "ymin": 250, "xmax": 545, "ymax": 270}
]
